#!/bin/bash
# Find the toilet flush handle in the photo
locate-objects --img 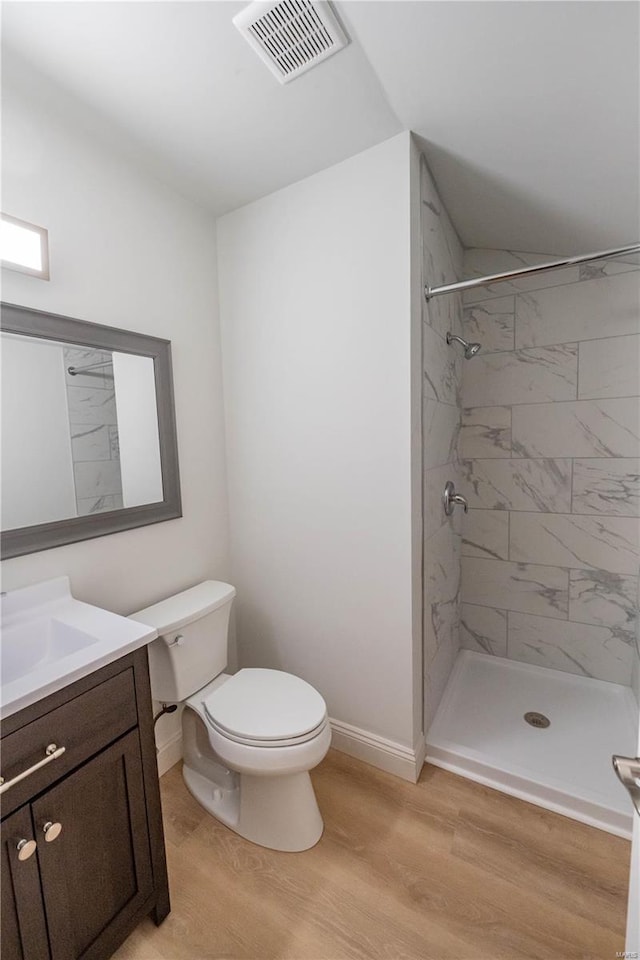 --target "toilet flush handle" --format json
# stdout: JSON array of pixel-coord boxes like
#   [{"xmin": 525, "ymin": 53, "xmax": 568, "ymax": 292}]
[{"xmin": 165, "ymin": 634, "xmax": 185, "ymax": 647}]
